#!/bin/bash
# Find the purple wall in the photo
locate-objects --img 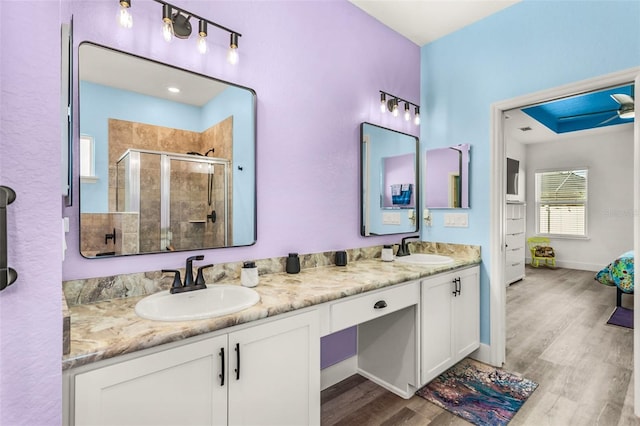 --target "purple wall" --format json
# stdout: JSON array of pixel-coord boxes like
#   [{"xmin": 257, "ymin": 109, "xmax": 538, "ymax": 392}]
[
  {"xmin": 0, "ymin": 1, "xmax": 419, "ymax": 423},
  {"xmin": 62, "ymin": 0, "xmax": 420, "ymax": 280},
  {"xmin": 0, "ymin": 2, "xmax": 64, "ymax": 424}
]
